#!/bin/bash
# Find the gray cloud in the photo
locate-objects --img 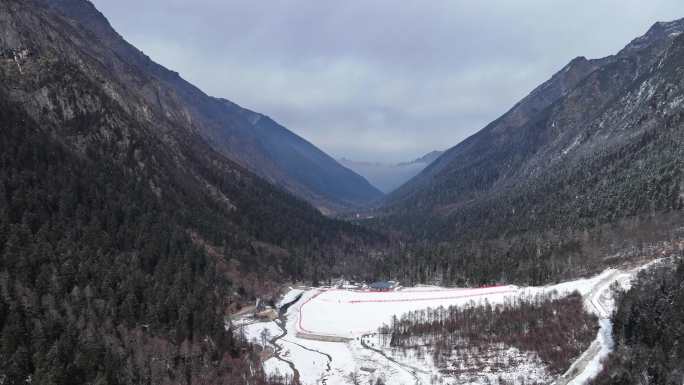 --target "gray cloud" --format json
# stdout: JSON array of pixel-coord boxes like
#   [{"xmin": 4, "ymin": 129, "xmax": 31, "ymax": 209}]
[{"xmin": 91, "ymin": 0, "xmax": 684, "ymax": 163}]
